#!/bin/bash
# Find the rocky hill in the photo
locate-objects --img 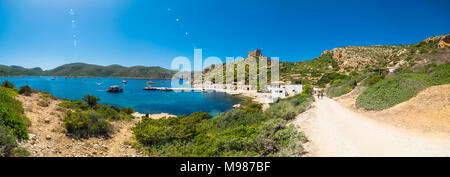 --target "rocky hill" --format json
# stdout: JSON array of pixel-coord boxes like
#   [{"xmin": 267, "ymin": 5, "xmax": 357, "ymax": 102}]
[
  {"xmin": 0, "ymin": 63, "xmax": 176, "ymax": 79},
  {"xmin": 281, "ymin": 34, "xmax": 449, "ymax": 84},
  {"xmin": 199, "ymin": 34, "xmax": 449, "ymax": 93}
]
